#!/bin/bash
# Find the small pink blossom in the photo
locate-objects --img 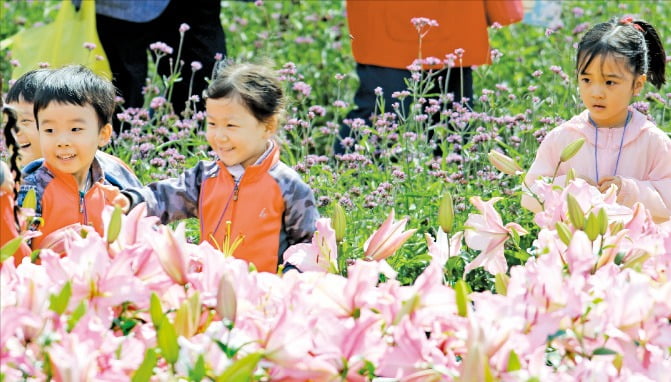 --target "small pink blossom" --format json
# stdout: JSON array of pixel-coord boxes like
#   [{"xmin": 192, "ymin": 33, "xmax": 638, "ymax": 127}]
[
  {"xmin": 464, "ymin": 197, "xmax": 527, "ymax": 275},
  {"xmin": 364, "ymin": 210, "xmax": 417, "ymax": 261}
]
